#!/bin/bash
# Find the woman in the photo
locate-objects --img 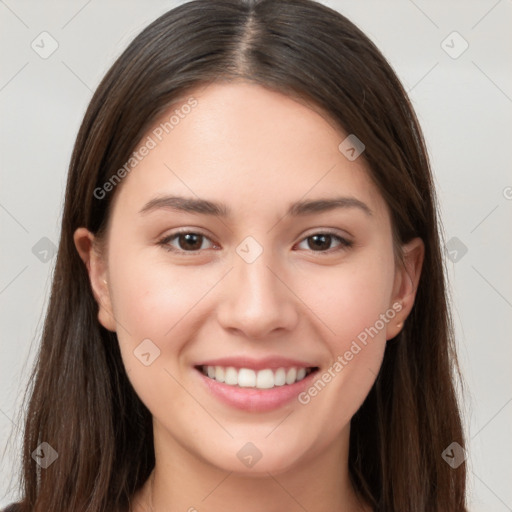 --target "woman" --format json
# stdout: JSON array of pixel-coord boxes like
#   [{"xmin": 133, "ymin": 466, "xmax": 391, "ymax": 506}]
[{"xmin": 4, "ymin": 0, "xmax": 467, "ymax": 510}]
